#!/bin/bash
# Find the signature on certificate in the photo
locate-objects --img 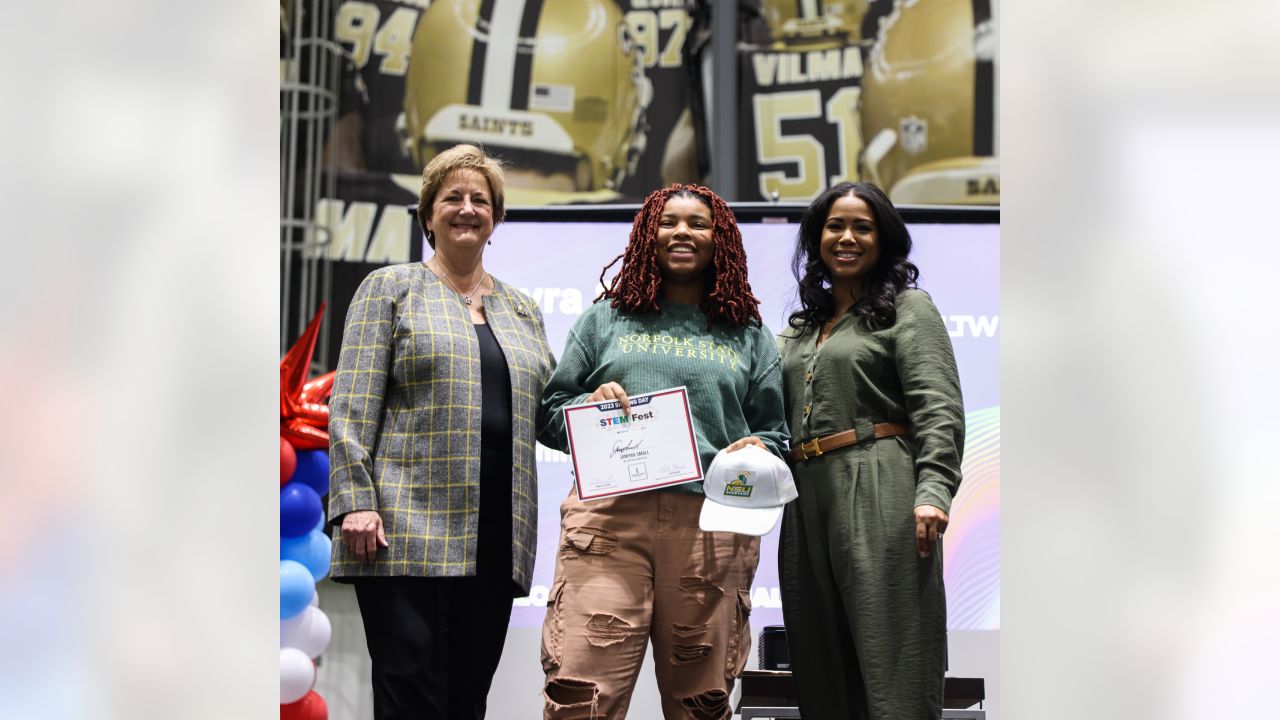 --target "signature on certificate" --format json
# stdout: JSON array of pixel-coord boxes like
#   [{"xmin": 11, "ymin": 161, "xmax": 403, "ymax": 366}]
[{"xmin": 610, "ymin": 439, "xmax": 645, "ymax": 458}]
